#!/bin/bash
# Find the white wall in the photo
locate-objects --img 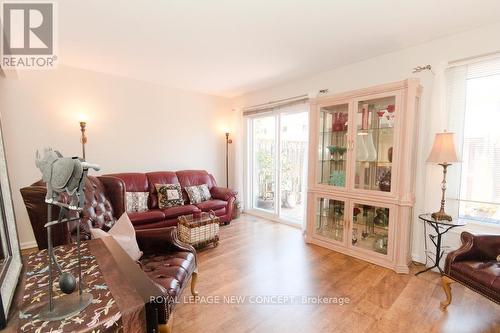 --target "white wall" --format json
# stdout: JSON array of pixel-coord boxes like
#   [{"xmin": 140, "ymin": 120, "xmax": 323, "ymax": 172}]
[
  {"xmin": 0, "ymin": 65, "xmax": 232, "ymax": 249},
  {"xmin": 233, "ymin": 22, "xmax": 500, "ymax": 265}
]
